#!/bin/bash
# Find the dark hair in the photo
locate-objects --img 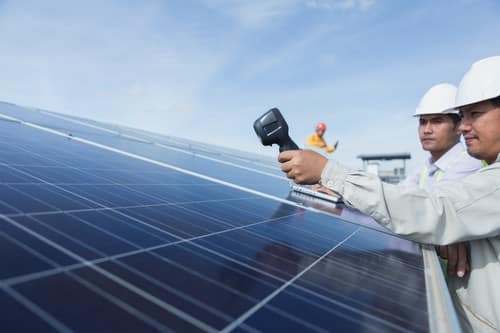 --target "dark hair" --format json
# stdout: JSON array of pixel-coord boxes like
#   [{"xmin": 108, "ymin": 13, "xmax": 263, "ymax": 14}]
[
  {"xmin": 491, "ymin": 95, "xmax": 500, "ymax": 107},
  {"xmin": 447, "ymin": 113, "xmax": 461, "ymax": 126}
]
